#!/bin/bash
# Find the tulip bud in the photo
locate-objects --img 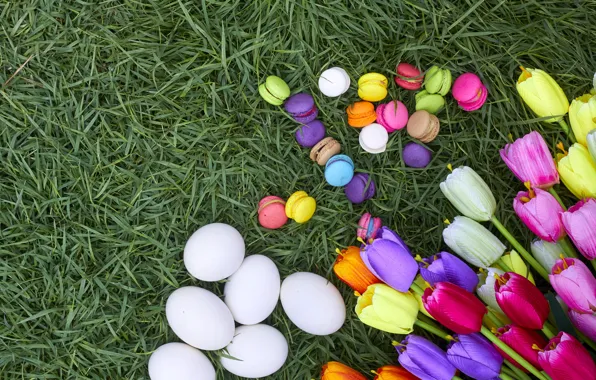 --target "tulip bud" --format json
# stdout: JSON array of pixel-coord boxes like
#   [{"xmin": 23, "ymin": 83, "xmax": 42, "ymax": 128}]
[
  {"xmin": 440, "ymin": 166, "xmax": 496, "ymax": 221},
  {"xmin": 443, "ymin": 216, "xmax": 506, "ymax": 268},
  {"xmin": 361, "ymin": 238, "xmax": 418, "ymax": 292},
  {"xmin": 537, "ymin": 332, "xmax": 596, "ymax": 380},
  {"xmin": 321, "ymin": 361, "xmax": 367, "ymax": 380},
  {"xmin": 395, "ymin": 335, "xmax": 456, "ymax": 380},
  {"xmin": 423, "ymin": 282, "xmax": 487, "ymax": 334},
  {"xmin": 477, "ymin": 267, "xmax": 507, "ymax": 315},
  {"xmin": 494, "ymin": 272, "xmax": 549, "ymax": 330},
  {"xmin": 531, "ymin": 239, "xmax": 564, "ymax": 272},
  {"xmin": 550, "ymin": 258, "xmax": 596, "ymax": 313},
  {"xmin": 500, "ymin": 250, "xmax": 535, "ymax": 284},
  {"xmin": 494, "ymin": 325, "xmax": 547, "ymax": 370},
  {"xmin": 588, "ymin": 130, "xmax": 596, "ymax": 162},
  {"xmin": 419, "ymin": 251, "xmax": 479, "ymax": 292},
  {"xmin": 513, "ymin": 187, "xmax": 566, "ymax": 242},
  {"xmin": 446, "ymin": 333, "xmax": 504, "ymax": 380},
  {"xmin": 499, "ymin": 131, "xmax": 559, "ymax": 189},
  {"xmin": 516, "ymin": 67, "xmax": 569, "ymax": 123},
  {"xmin": 556, "ymin": 143, "xmax": 596, "ymax": 199},
  {"xmin": 372, "ymin": 365, "xmax": 418, "ymax": 380},
  {"xmin": 569, "ymin": 93, "xmax": 596, "ymax": 145},
  {"xmin": 355, "ymin": 284, "xmax": 418, "ymax": 334},
  {"xmin": 333, "ymin": 246, "xmax": 381, "ymax": 294},
  {"xmin": 561, "ymin": 198, "xmax": 596, "ymax": 260}
]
